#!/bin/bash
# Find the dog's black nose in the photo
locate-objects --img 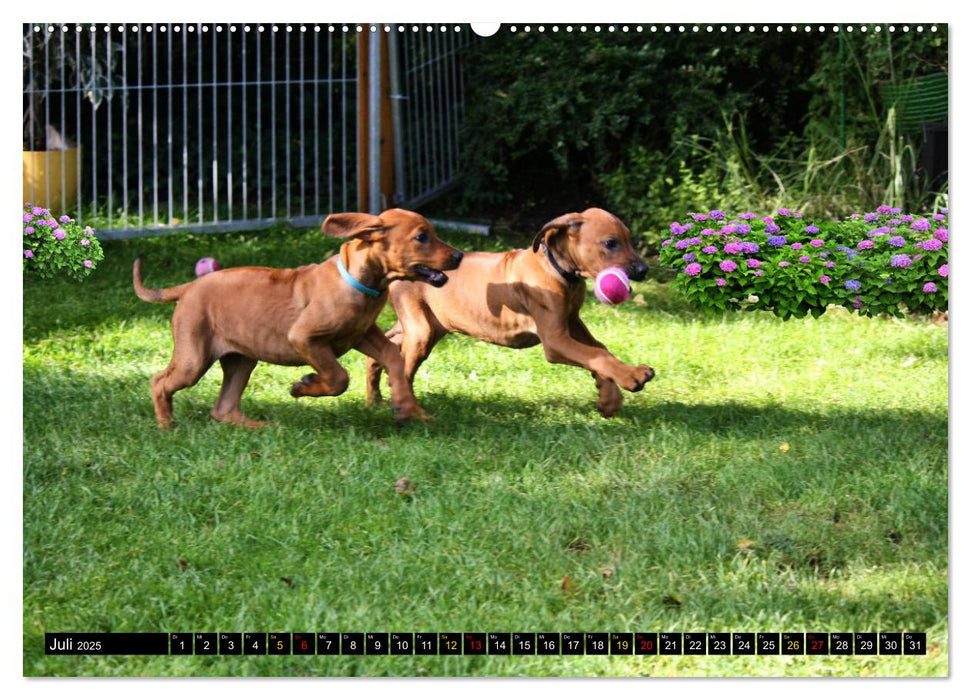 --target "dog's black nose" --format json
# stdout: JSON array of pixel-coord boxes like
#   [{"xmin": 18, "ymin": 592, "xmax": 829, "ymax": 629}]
[
  {"xmin": 628, "ymin": 260, "xmax": 649, "ymax": 281},
  {"xmin": 449, "ymin": 250, "xmax": 464, "ymax": 269}
]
